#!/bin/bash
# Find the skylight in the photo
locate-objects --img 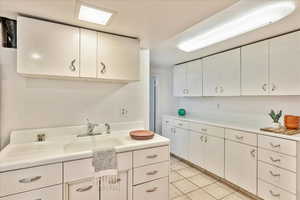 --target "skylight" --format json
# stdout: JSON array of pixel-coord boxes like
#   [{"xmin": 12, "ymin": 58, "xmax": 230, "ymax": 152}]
[{"xmin": 78, "ymin": 4, "xmax": 113, "ymax": 25}]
